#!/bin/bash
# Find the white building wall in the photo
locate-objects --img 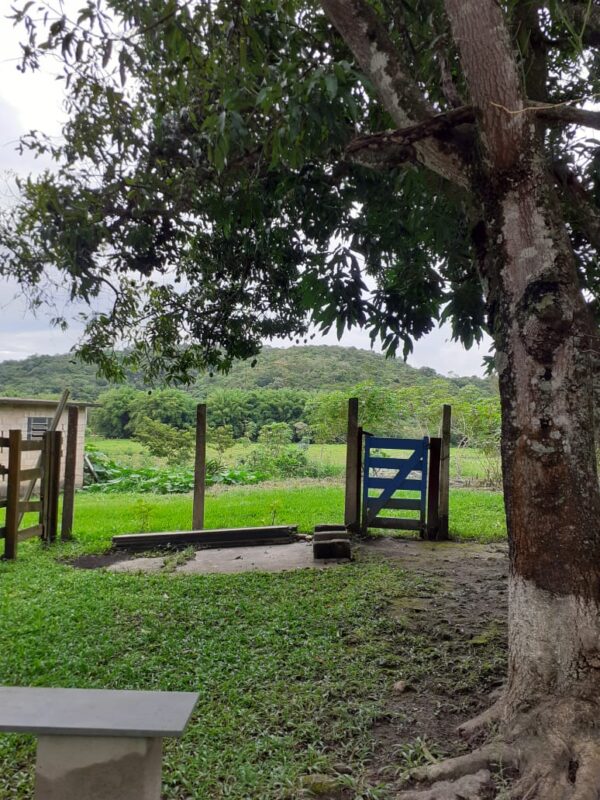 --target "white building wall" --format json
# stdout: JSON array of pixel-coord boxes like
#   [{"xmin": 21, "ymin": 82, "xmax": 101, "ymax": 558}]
[{"xmin": 0, "ymin": 405, "xmax": 88, "ymax": 497}]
